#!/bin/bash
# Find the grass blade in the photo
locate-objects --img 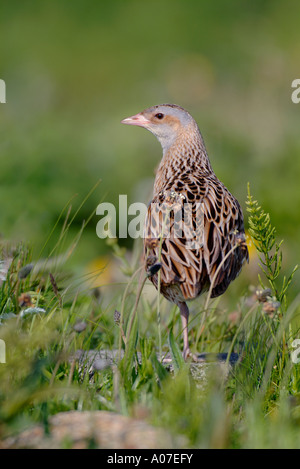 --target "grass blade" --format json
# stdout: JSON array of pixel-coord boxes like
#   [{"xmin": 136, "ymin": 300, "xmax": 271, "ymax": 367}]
[{"xmin": 168, "ymin": 328, "xmax": 185, "ymax": 374}]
